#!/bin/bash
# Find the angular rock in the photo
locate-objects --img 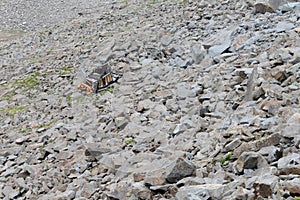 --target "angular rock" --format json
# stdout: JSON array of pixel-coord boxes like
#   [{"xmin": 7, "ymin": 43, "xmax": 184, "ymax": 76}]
[
  {"xmin": 282, "ymin": 113, "xmax": 300, "ymax": 138},
  {"xmin": 176, "ymin": 83, "xmax": 194, "ymax": 99},
  {"xmin": 258, "ymin": 146, "xmax": 282, "ymax": 162},
  {"xmin": 275, "ymin": 21, "xmax": 296, "ymax": 33},
  {"xmin": 114, "ymin": 116, "xmax": 128, "ymax": 130},
  {"xmin": 160, "ymin": 33, "xmax": 173, "ymax": 46},
  {"xmin": 165, "ymin": 157, "xmax": 196, "ymax": 183},
  {"xmin": 254, "ymin": 0, "xmax": 281, "ymax": 13},
  {"xmin": 277, "ymin": 153, "xmax": 300, "ymax": 174},
  {"xmin": 223, "ymin": 187, "xmax": 255, "ymax": 200},
  {"xmin": 253, "ymin": 175, "xmax": 278, "ymax": 198},
  {"xmin": 78, "ymin": 182, "xmax": 97, "ymax": 198},
  {"xmin": 208, "ymin": 44, "xmax": 230, "ymax": 58},
  {"xmin": 224, "ymin": 138, "xmax": 242, "ymax": 152},
  {"xmin": 191, "ymin": 44, "xmax": 206, "ymax": 64},
  {"xmin": 132, "ymin": 182, "xmax": 152, "ymax": 200},
  {"xmin": 284, "ymin": 178, "xmax": 300, "ymax": 195},
  {"xmin": 173, "ymin": 56, "xmax": 189, "ymax": 68},
  {"xmin": 2, "ymin": 185, "xmax": 19, "ymax": 199},
  {"xmin": 84, "ymin": 143, "xmax": 112, "ymax": 160},
  {"xmin": 176, "ymin": 184, "xmax": 225, "ymax": 200},
  {"xmin": 235, "ymin": 152, "xmax": 268, "ymax": 174},
  {"xmin": 250, "ymin": 133, "xmax": 282, "ymax": 151}
]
